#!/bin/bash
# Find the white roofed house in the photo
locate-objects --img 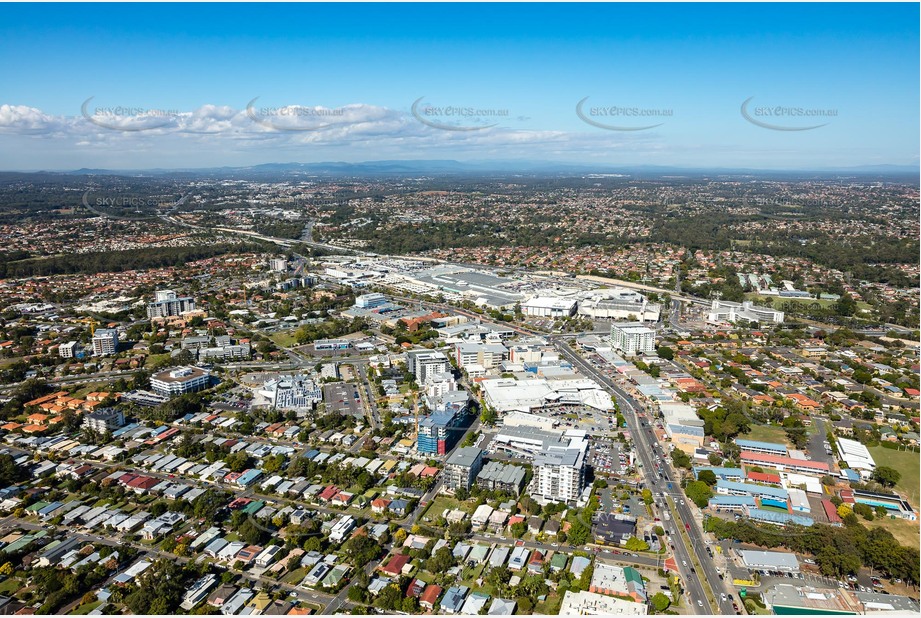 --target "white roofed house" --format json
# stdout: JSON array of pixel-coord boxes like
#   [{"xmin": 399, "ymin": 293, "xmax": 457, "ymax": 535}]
[{"xmin": 141, "ymin": 512, "xmax": 185, "ymax": 540}]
